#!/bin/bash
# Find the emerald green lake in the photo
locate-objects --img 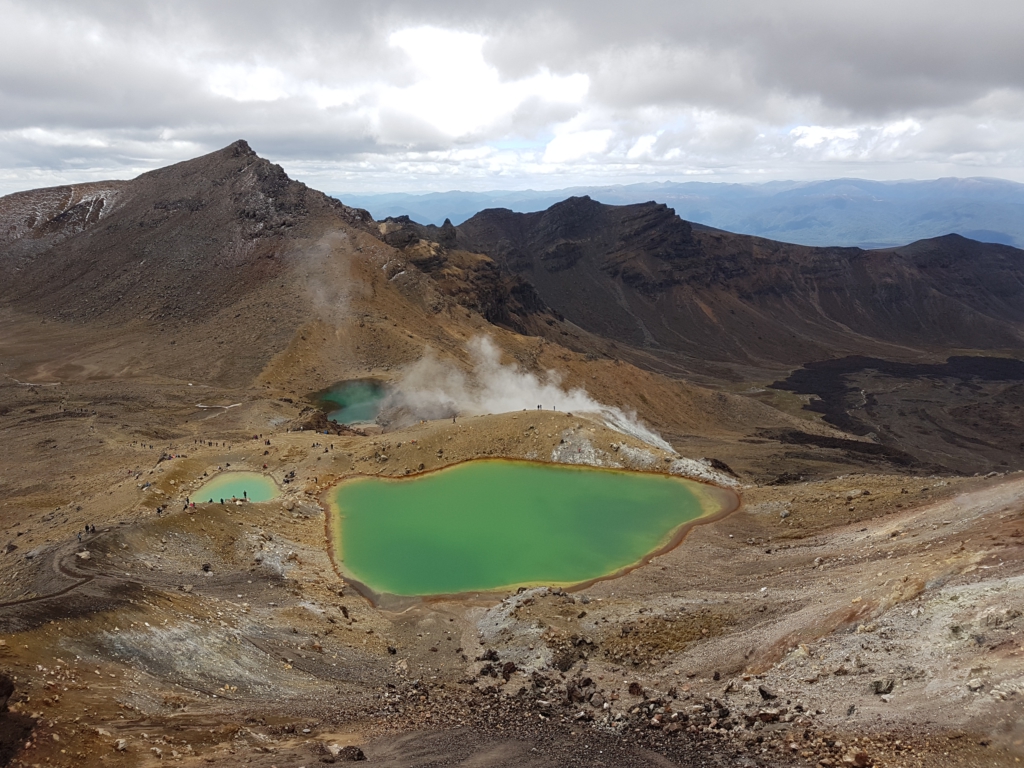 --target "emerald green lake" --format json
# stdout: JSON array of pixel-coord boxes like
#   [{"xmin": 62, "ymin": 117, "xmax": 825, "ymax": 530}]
[
  {"xmin": 329, "ymin": 460, "xmax": 729, "ymax": 597},
  {"xmin": 314, "ymin": 379, "xmax": 386, "ymax": 425},
  {"xmin": 194, "ymin": 472, "xmax": 279, "ymax": 503}
]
